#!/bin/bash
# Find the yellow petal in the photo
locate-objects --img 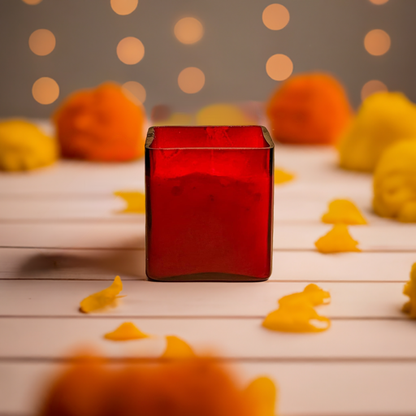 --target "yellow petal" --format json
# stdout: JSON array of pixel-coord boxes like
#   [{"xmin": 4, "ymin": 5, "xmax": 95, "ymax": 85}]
[
  {"xmin": 274, "ymin": 168, "xmax": 295, "ymax": 185},
  {"xmin": 244, "ymin": 376, "xmax": 278, "ymax": 416},
  {"xmin": 104, "ymin": 322, "xmax": 150, "ymax": 341},
  {"xmin": 279, "ymin": 283, "xmax": 330, "ymax": 307},
  {"xmin": 315, "ymin": 224, "xmax": 361, "ymax": 253},
  {"xmin": 262, "ymin": 304, "xmax": 331, "ymax": 333},
  {"xmin": 161, "ymin": 335, "xmax": 195, "ymax": 359},
  {"xmin": 114, "ymin": 191, "xmax": 145, "ymax": 214},
  {"xmin": 402, "ymin": 263, "xmax": 416, "ymax": 318},
  {"xmin": 321, "ymin": 199, "xmax": 367, "ymax": 225},
  {"xmin": 80, "ymin": 276, "xmax": 123, "ymax": 313}
]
